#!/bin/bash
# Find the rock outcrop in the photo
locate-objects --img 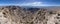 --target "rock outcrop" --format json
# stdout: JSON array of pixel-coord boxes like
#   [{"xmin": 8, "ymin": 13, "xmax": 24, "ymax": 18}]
[{"xmin": 0, "ymin": 6, "xmax": 60, "ymax": 24}]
